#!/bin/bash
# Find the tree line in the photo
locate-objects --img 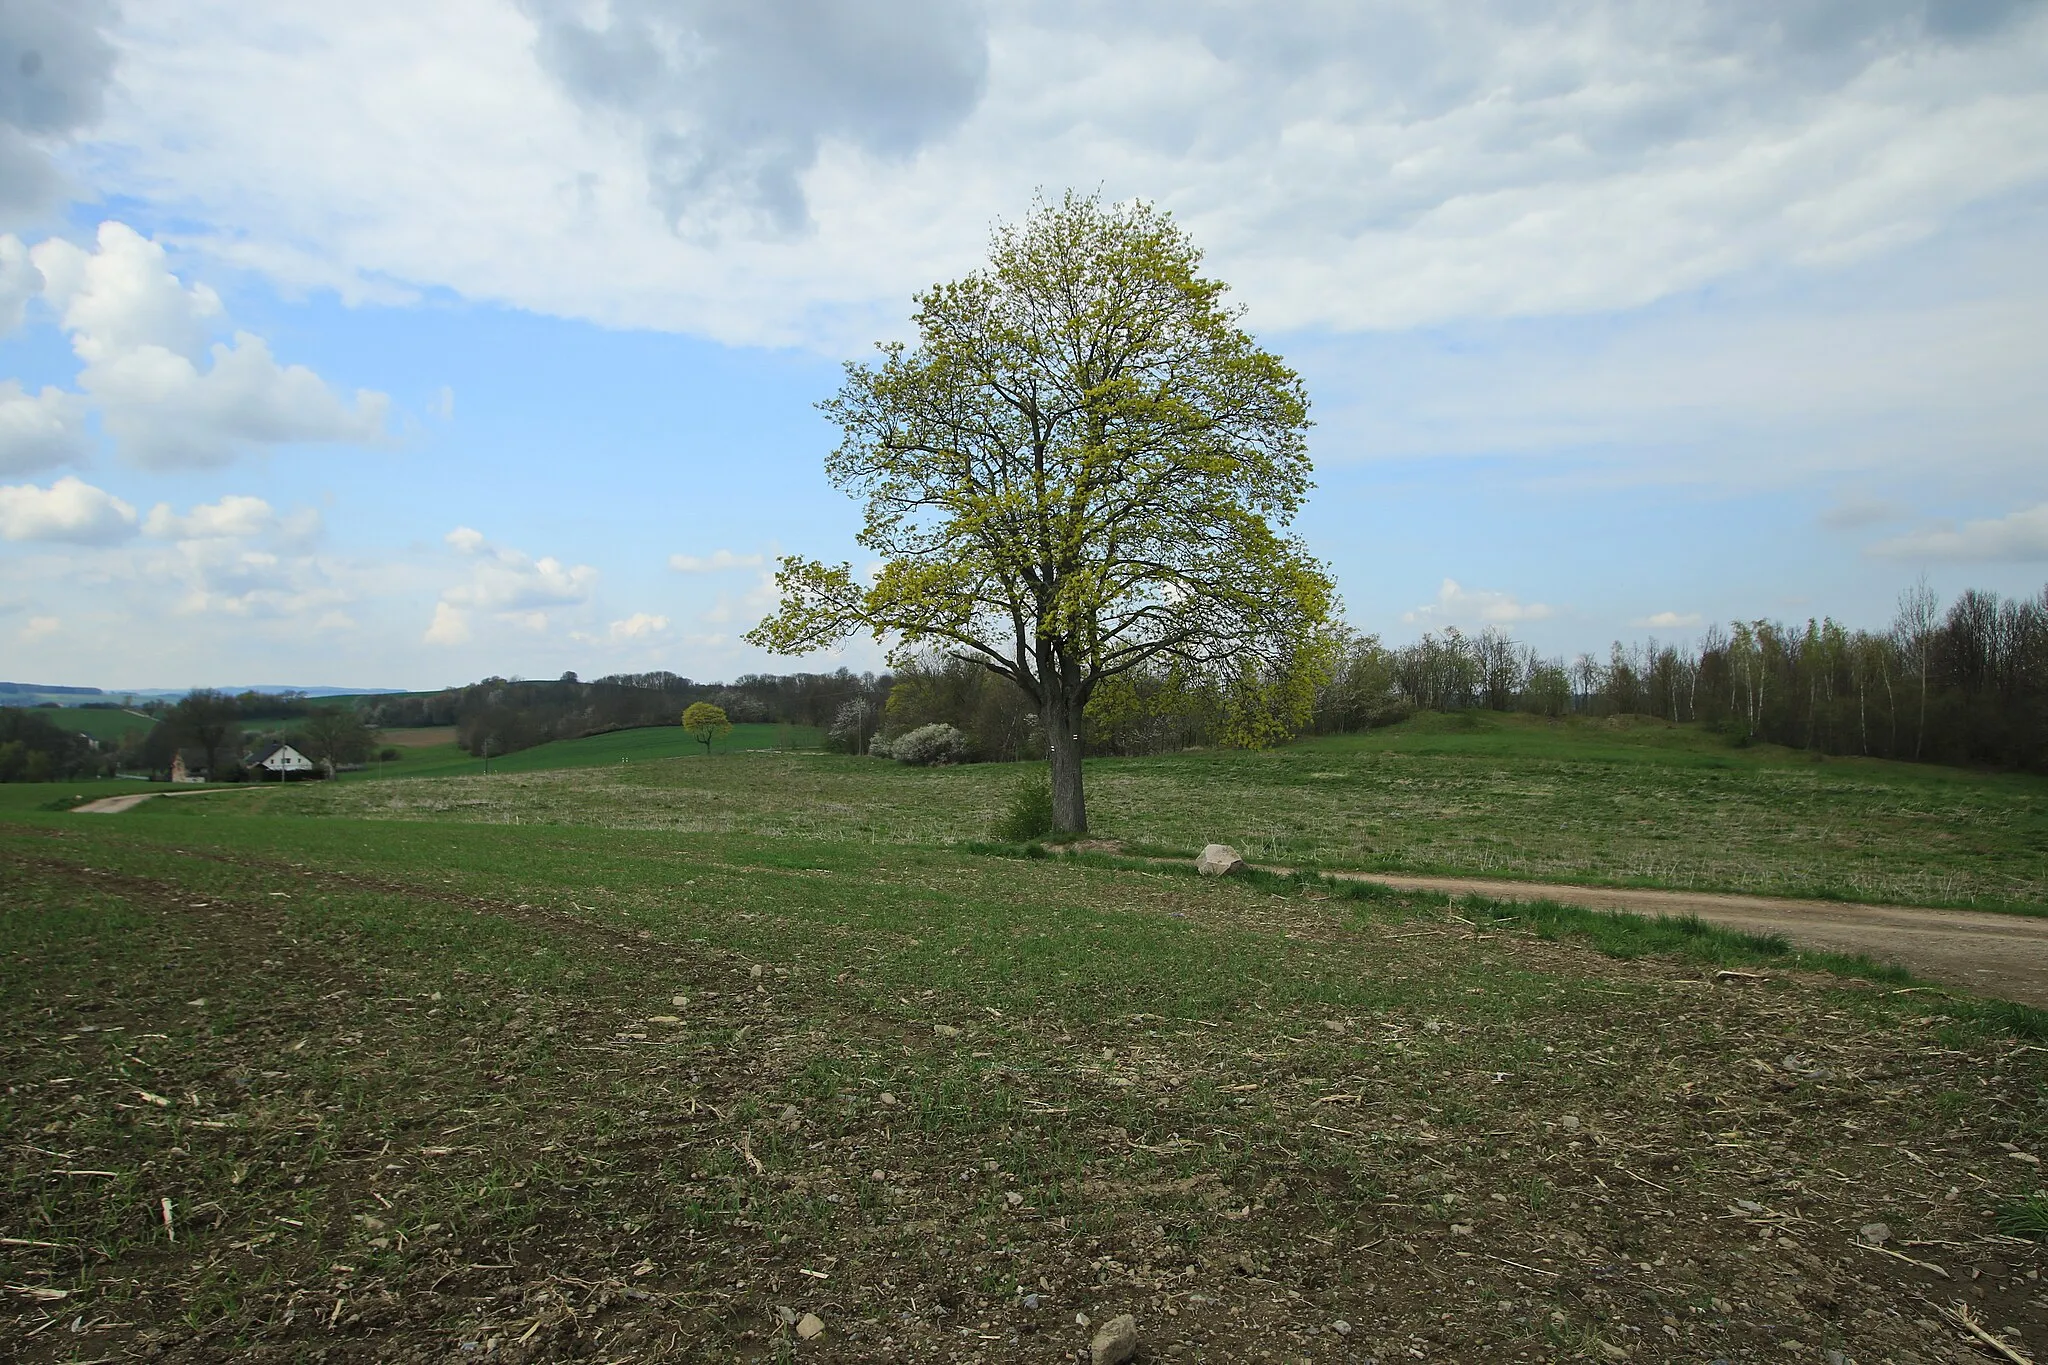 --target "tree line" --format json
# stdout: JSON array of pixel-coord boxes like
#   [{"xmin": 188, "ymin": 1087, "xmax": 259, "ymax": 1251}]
[
  {"xmin": 1317, "ymin": 580, "xmax": 2048, "ymax": 770},
  {"xmin": 855, "ymin": 581, "xmax": 2048, "ymax": 775},
  {"xmin": 362, "ymin": 669, "xmax": 895, "ymax": 760},
  {"xmin": 4, "ymin": 579, "xmax": 2039, "ymax": 783}
]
